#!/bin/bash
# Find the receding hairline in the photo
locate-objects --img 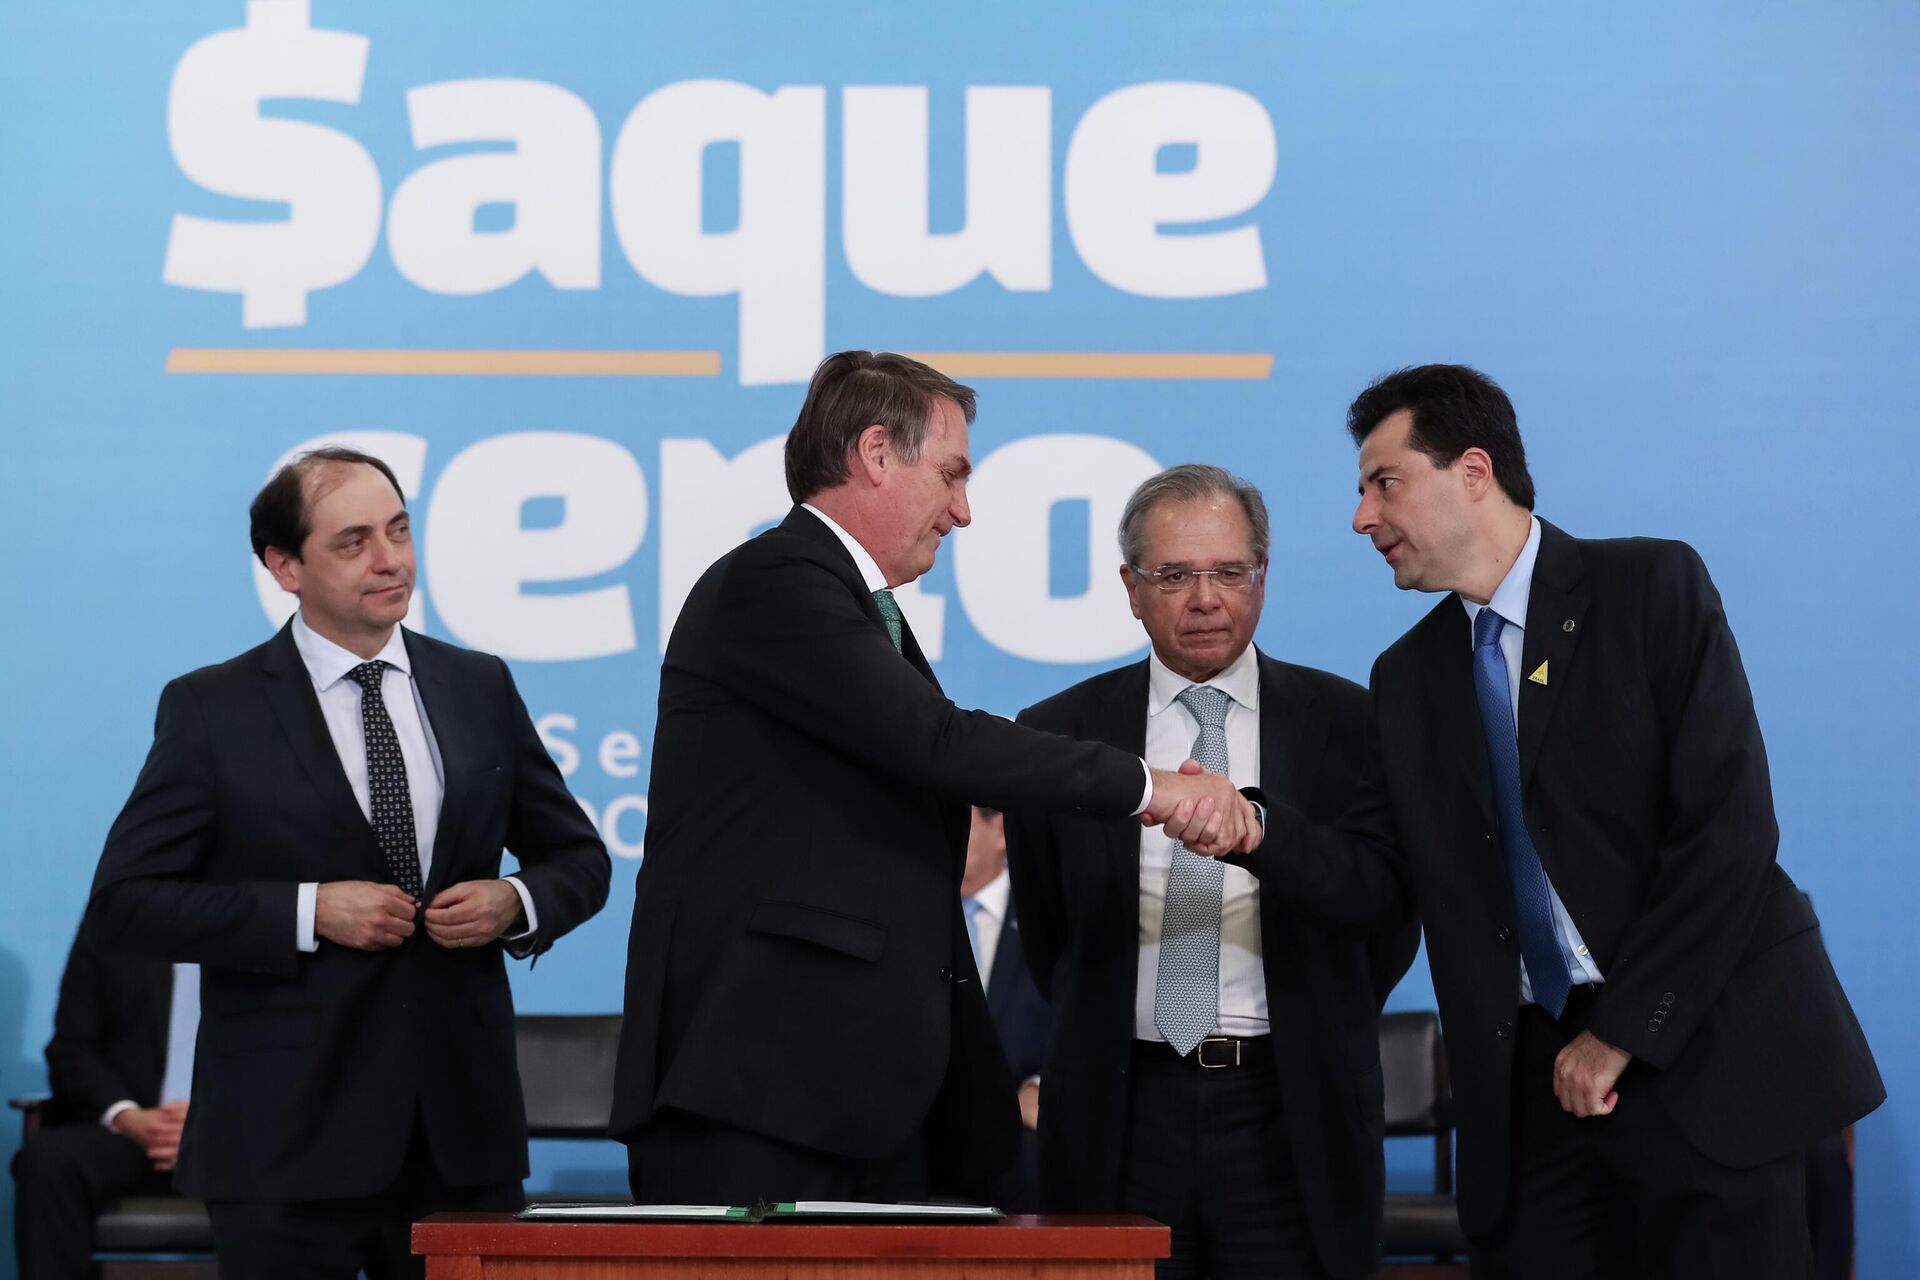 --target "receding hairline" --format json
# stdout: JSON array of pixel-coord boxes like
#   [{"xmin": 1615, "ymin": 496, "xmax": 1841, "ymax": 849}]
[{"xmin": 297, "ymin": 458, "xmax": 407, "ymax": 540}]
